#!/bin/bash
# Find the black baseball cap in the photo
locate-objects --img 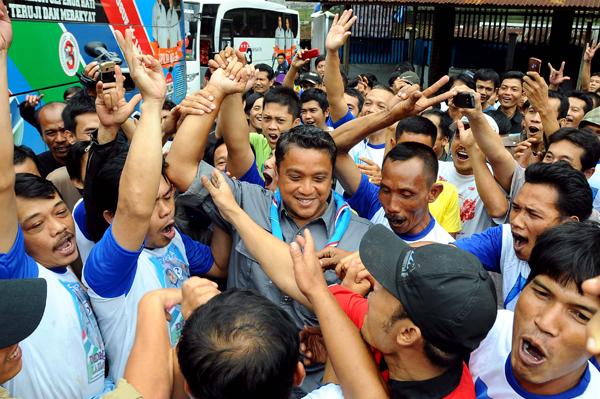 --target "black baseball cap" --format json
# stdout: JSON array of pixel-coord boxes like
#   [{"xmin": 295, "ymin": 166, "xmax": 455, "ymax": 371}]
[
  {"xmin": 359, "ymin": 225, "xmax": 497, "ymax": 354},
  {"xmin": 0, "ymin": 279, "xmax": 47, "ymax": 349},
  {"xmin": 299, "ymin": 72, "xmax": 322, "ymax": 86}
]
